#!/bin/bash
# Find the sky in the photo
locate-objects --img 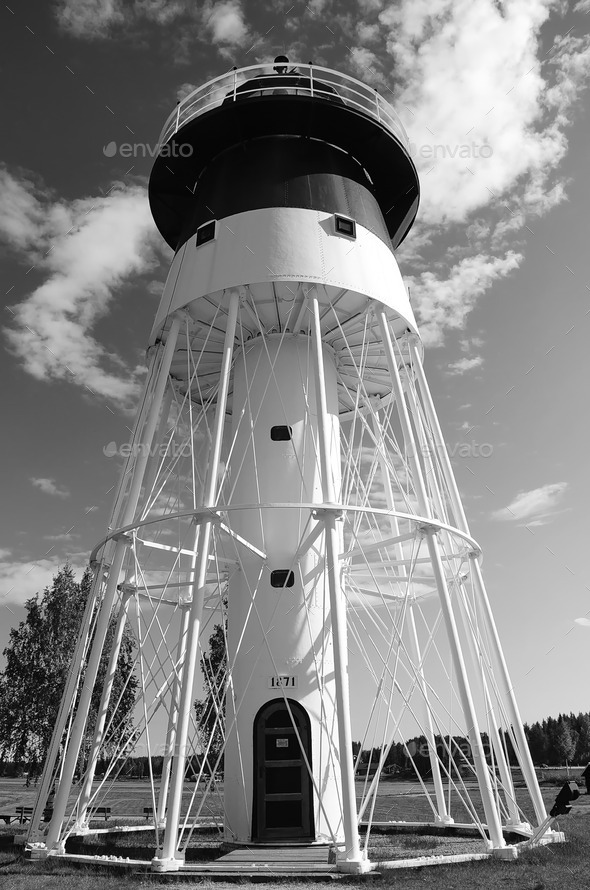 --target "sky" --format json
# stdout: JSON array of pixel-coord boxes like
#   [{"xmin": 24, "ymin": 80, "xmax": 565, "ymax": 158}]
[{"xmin": 0, "ymin": 0, "xmax": 589, "ymax": 730}]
